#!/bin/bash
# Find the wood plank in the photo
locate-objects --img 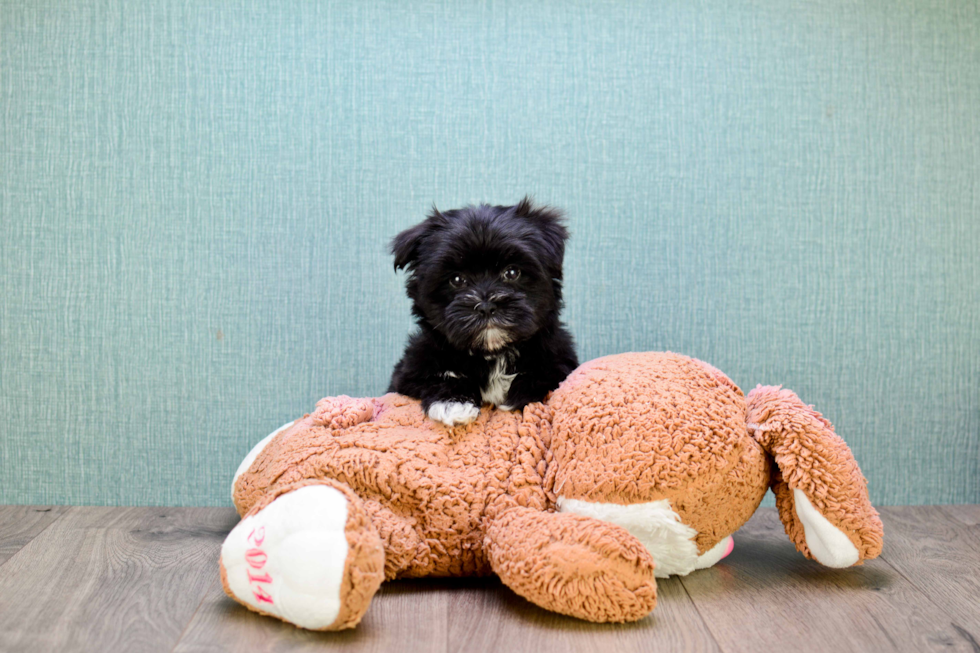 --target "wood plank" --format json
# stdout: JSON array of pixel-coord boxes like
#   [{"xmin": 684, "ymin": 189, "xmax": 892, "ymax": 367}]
[
  {"xmin": 680, "ymin": 507, "xmax": 977, "ymax": 653},
  {"xmin": 941, "ymin": 504, "xmax": 980, "ymax": 529},
  {"xmin": 173, "ymin": 576, "xmax": 450, "ymax": 653},
  {"xmin": 0, "ymin": 505, "xmax": 70, "ymax": 565},
  {"xmin": 0, "ymin": 506, "xmax": 239, "ymax": 653},
  {"xmin": 3, "ymin": 504, "xmax": 976, "ymax": 652},
  {"xmin": 447, "ymin": 575, "xmax": 720, "ymax": 653},
  {"xmin": 875, "ymin": 506, "xmax": 980, "ymax": 639},
  {"xmin": 175, "ymin": 570, "xmax": 718, "ymax": 653}
]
